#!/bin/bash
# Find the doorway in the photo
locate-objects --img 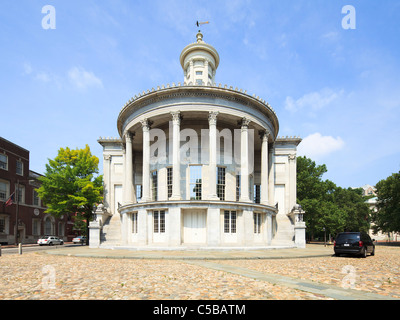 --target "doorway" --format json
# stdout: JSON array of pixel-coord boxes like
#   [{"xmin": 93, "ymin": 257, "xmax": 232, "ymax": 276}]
[{"xmin": 183, "ymin": 210, "xmax": 207, "ymax": 244}]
